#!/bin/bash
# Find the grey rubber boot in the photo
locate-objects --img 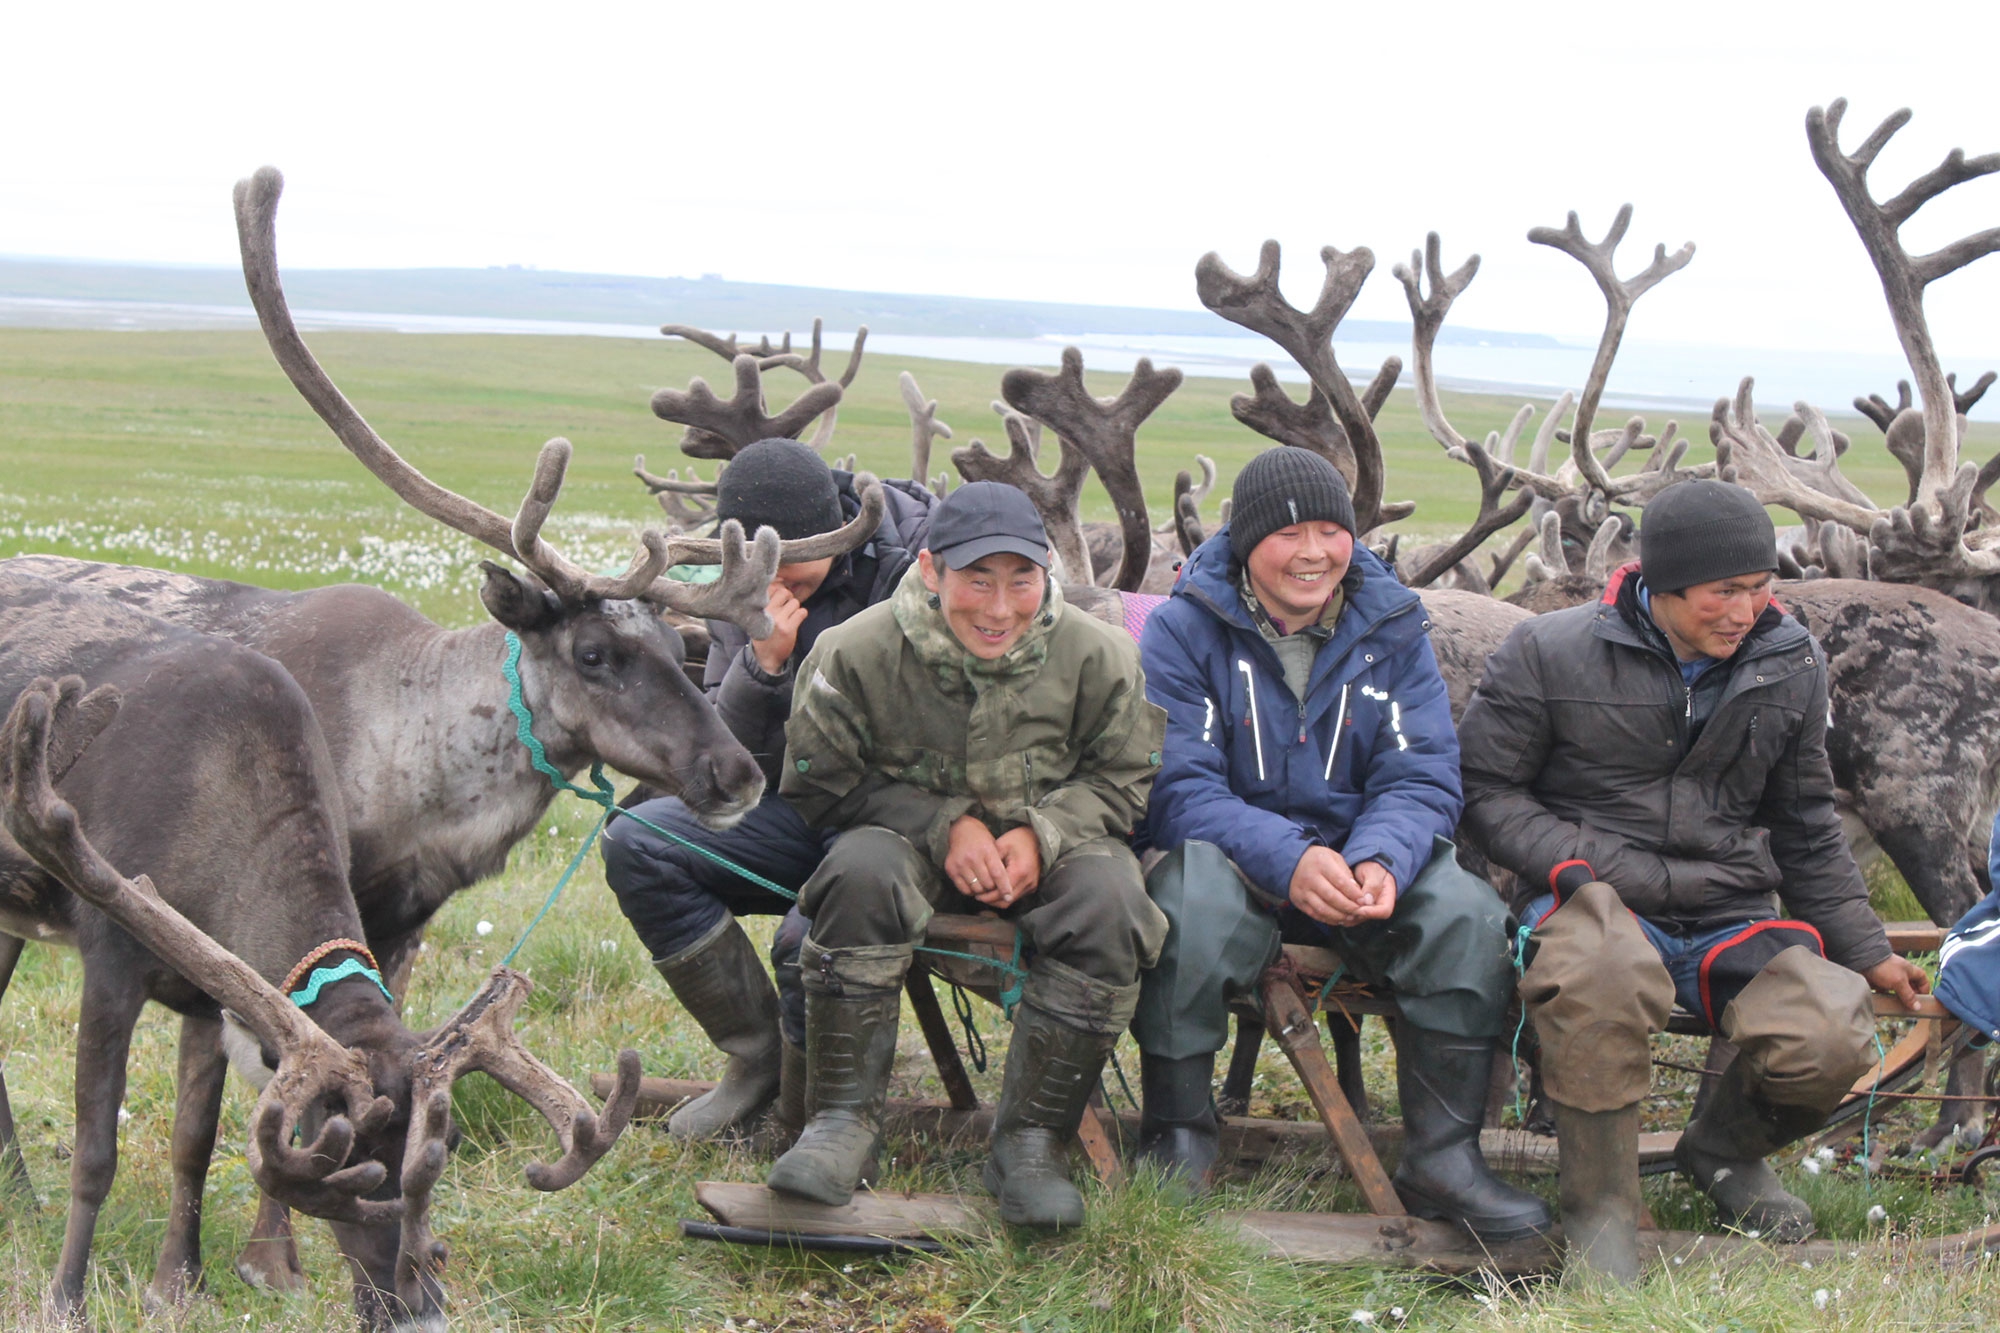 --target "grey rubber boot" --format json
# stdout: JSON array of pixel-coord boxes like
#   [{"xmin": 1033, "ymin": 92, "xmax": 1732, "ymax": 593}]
[
  {"xmin": 982, "ymin": 1001, "xmax": 1117, "ymax": 1228},
  {"xmin": 1133, "ymin": 1051, "xmax": 1220, "ymax": 1193},
  {"xmin": 765, "ymin": 941, "xmax": 910, "ymax": 1206},
  {"xmin": 651, "ymin": 917, "xmax": 783, "ymax": 1140},
  {"xmin": 1390, "ymin": 1026, "xmax": 1553, "ymax": 1242},
  {"xmin": 1553, "ymin": 1101, "xmax": 1645, "ymax": 1284},
  {"xmin": 1673, "ymin": 1057, "xmax": 1821, "ymax": 1242}
]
